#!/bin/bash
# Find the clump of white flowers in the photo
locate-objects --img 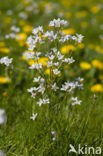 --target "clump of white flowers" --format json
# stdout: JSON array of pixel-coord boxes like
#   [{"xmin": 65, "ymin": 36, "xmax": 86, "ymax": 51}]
[
  {"xmin": 0, "ymin": 56, "xmax": 13, "ymax": 66},
  {"xmin": 25, "ymin": 19, "xmax": 84, "ymax": 127}
]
